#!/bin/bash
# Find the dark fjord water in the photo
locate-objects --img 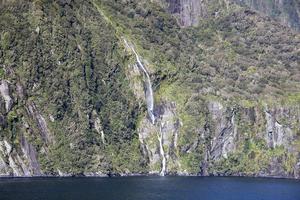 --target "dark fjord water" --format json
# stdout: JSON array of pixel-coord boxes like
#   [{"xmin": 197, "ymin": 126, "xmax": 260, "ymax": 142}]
[{"xmin": 0, "ymin": 176, "xmax": 299, "ymax": 200}]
